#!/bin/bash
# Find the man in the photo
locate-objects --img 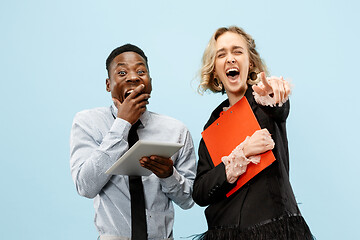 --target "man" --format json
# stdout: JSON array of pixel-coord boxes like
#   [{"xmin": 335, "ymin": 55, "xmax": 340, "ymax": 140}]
[{"xmin": 70, "ymin": 44, "xmax": 196, "ymax": 240}]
